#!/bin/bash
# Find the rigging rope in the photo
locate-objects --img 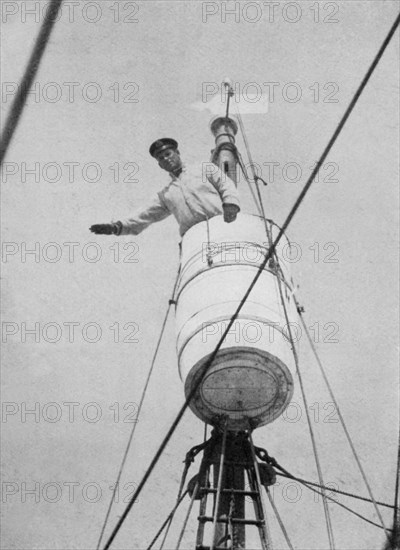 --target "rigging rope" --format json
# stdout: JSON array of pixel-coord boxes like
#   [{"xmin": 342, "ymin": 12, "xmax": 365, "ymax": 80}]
[
  {"xmin": 236, "ymin": 151, "xmax": 264, "ymax": 217},
  {"xmin": 383, "ymin": 422, "xmax": 400, "ymax": 548},
  {"xmin": 247, "ymin": 132, "xmax": 390, "ymax": 540},
  {"xmin": 158, "ymin": 425, "xmax": 196, "ymax": 550},
  {"xmin": 233, "ymin": 33, "xmax": 396, "ymax": 547},
  {"xmin": 234, "ymin": 107, "xmax": 273, "ymax": 249},
  {"xmin": 96, "ymin": 268, "xmax": 181, "ymax": 549},
  {"xmin": 264, "ymin": 487, "xmax": 294, "ymax": 550},
  {"xmin": 234, "ymin": 98, "xmax": 336, "ymax": 547},
  {"xmin": 235, "ymin": 87, "xmax": 397, "ymax": 545},
  {"xmin": 0, "ymin": 0, "xmax": 64, "ymax": 165},
  {"xmin": 276, "ymin": 472, "xmax": 395, "ymax": 510},
  {"xmin": 146, "ymin": 490, "xmax": 188, "ymax": 550},
  {"xmin": 175, "ymin": 481, "xmax": 199, "ymax": 550},
  {"xmin": 236, "ymin": 104, "xmax": 336, "ymax": 546},
  {"xmin": 240, "ymin": 171, "xmax": 392, "ymax": 541},
  {"xmin": 101, "ymin": 14, "xmax": 400, "ymax": 548},
  {"xmin": 273, "ymin": 260, "xmax": 336, "ymax": 548},
  {"xmin": 392, "ymin": 423, "xmax": 400, "ymax": 541},
  {"xmin": 249, "ymin": 434, "xmax": 274, "ymax": 549},
  {"xmin": 293, "ymin": 293, "xmax": 391, "ymax": 538},
  {"xmin": 156, "ymin": 423, "xmax": 210, "ymax": 548},
  {"xmin": 274, "ymin": 461, "xmax": 393, "ymax": 534}
]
